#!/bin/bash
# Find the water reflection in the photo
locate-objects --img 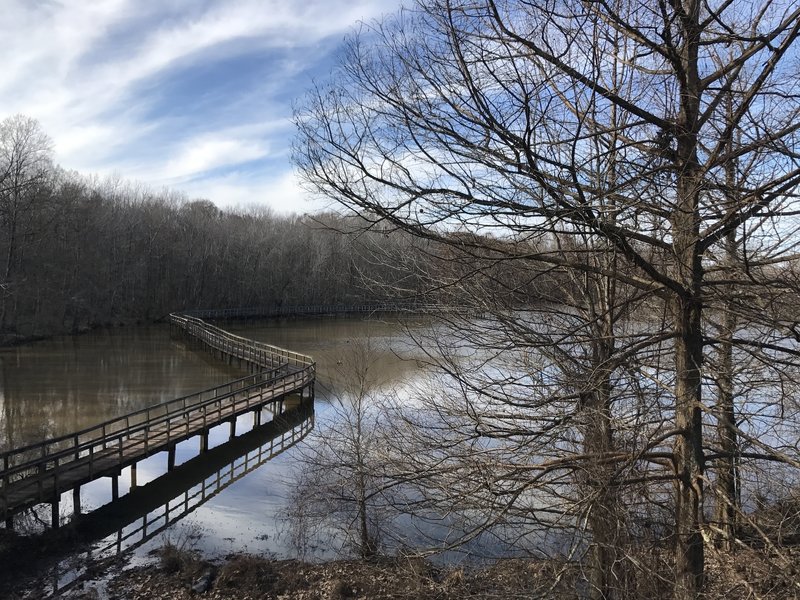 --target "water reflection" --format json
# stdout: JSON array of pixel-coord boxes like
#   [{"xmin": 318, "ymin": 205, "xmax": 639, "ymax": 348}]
[
  {"xmin": 29, "ymin": 402, "xmax": 313, "ymax": 597},
  {"xmin": 0, "ymin": 325, "xmax": 245, "ymax": 449},
  {"xmin": 0, "ymin": 317, "xmax": 426, "ymax": 452},
  {"xmin": 226, "ymin": 316, "xmax": 429, "ymax": 394},
  {"xmin": 1, "ymin": 316, "xmax": 430, "ymax": 595}
]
